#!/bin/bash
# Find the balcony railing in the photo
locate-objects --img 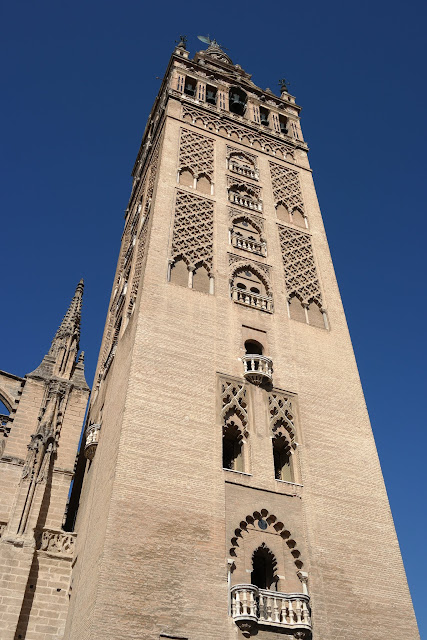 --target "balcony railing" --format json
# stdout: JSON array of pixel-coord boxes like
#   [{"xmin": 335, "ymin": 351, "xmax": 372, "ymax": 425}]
[
  {"xmin": 231, "ymin": 287, "xmax": 273, "ymax": 313},
  {"xmin": 231, "ymin": 585, "xmax": 311, "ymax": 631},
  {"xmin": 231, "ymin": 232, "xmax": 266, "ymax": 257},
  {"xmin": 84, "ymin": 424, "xmax": 101, "ymax": 460},
  {"xmin": 229, "ymin": 192, "xmax": 263, "ymax": 212},
  {"xmin": 229, "ymin": 160, "xmax": 259, "ymax": 180},
  {"xmin": 243, "ymin": 355, "xmax": 273, "ymax": 385}
]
